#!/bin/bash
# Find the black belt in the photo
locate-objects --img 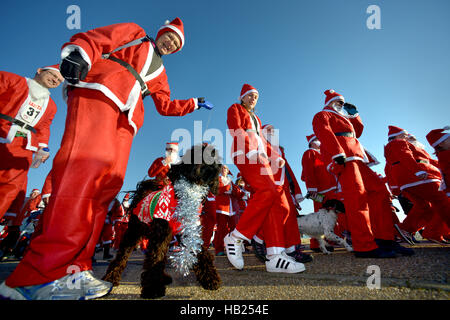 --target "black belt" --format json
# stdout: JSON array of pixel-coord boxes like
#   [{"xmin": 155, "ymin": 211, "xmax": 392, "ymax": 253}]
[
  {"xmin": 108, "ymin": 56, "xmax": 151, "ymax": 98},
  {"xmin": 0, "ymin": 113, "xmax": 36, "ymax": 133},
  {"xmin": 335, "ymin": 132, "xmax": 354, "ymax": 137}
]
